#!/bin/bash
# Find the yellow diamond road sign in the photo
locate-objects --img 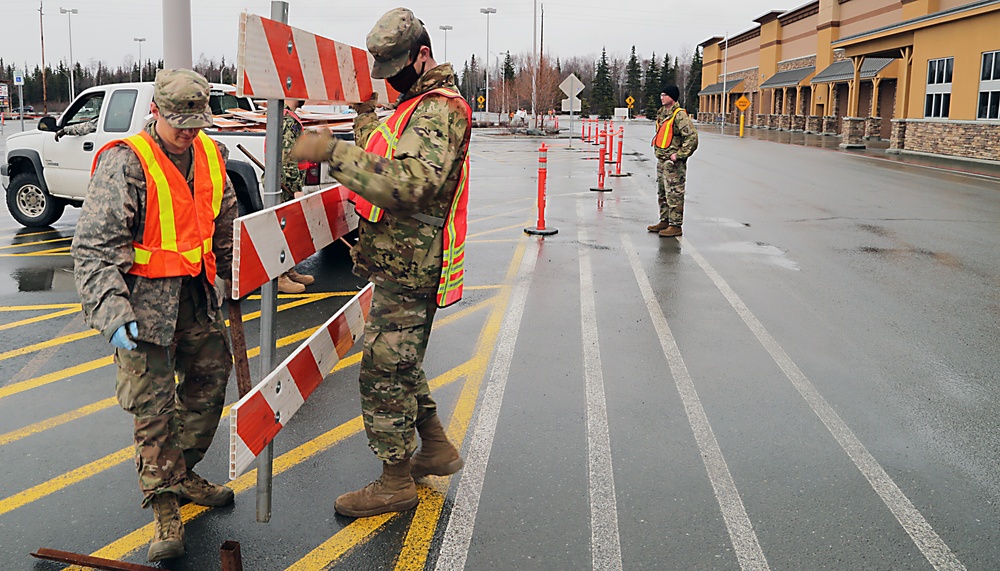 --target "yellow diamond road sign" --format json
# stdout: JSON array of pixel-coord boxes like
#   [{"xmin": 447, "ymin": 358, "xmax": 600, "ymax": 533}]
[
  {"xmin": 735, "ymin": 95, "xmax": 751, "ymax": 111},
  {"xmin": 477, "ymin": 95, "xmax": 485, "ymax": 104},
  {"xmin": 625, "ymin": 95, "xmax": 635, "ymax": 106}
]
